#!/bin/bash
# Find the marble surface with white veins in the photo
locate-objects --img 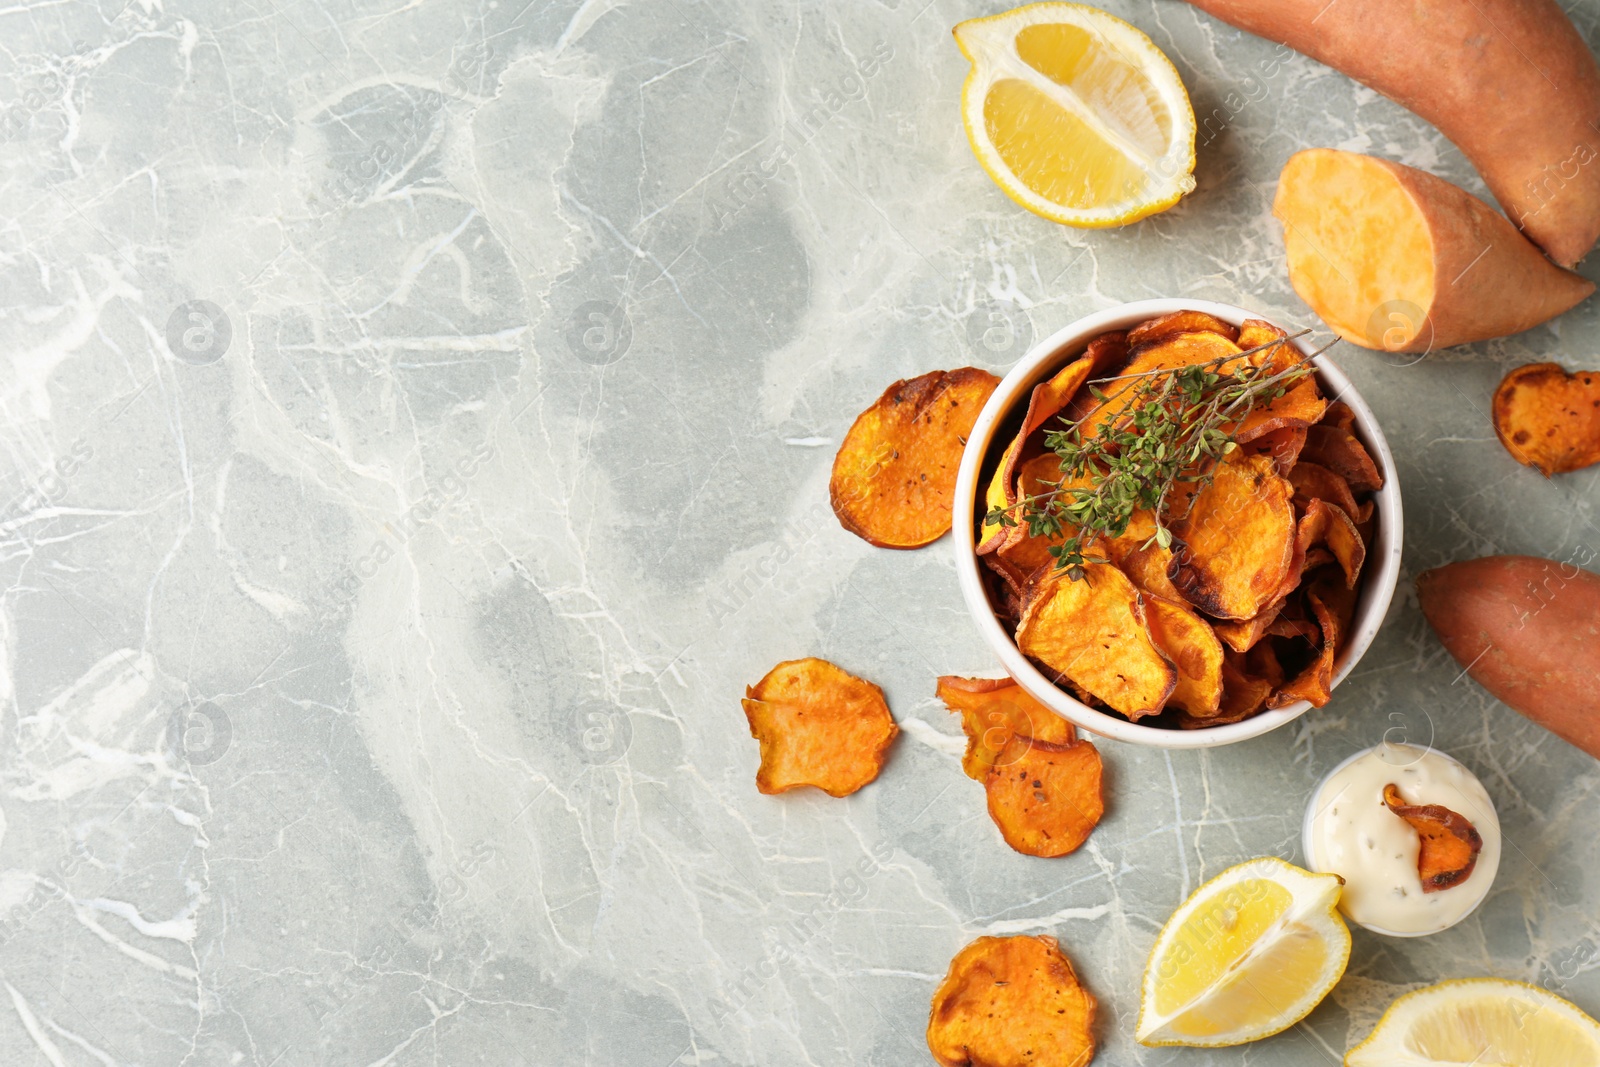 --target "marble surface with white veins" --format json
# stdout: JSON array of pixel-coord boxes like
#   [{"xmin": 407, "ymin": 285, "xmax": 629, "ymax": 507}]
[{"xmin": 3, "ymin": 0, "xmax": 1600, "ymax": 1063}]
